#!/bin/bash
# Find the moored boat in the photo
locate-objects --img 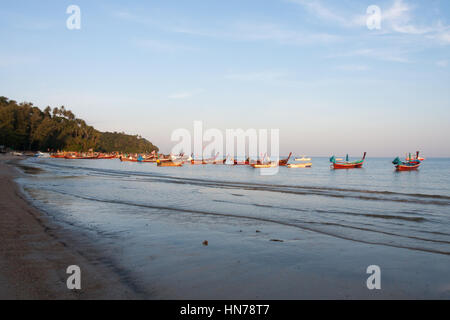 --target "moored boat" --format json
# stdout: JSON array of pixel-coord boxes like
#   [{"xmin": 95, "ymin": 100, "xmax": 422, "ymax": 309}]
[
  {"xmin": 278, "ymin": 152, "xmax": 292, "ymax": 166},
  {"xmin": 157, "ymin": 159, "xmax": 183, "ymax": 167},
  {"xmin": 393, "ymin": 152, "xmax": 421, "ymax": 171},
  {"xmin": 97, "ymin": 154, "xmax": 117, "ymax": 159},
  {"xmin": 251, "ymin": 162, "xmax": 278, "ymax": 168},
  {"xmin": 64, "ymin": 154, "xmax": 99, "ymax": 159},
  {"xmin": 330, "ymin": 152, "xmax": 366, "ymax": 169},
  {"xmin": 50, "ymin": 153, "xmax": 66, "ymax": 158},
  {"xmin": 294, "ymin": 156, "xmax": 311, "ymax": 161},
  {"xmin": 287, "ymin": 163, "xmax": 312, "ymax": 168}
]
